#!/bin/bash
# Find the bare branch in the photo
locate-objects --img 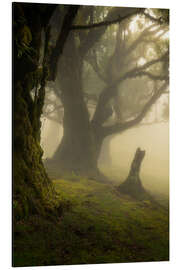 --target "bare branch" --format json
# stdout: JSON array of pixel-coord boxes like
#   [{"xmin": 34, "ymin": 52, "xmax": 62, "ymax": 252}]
[
  {"xmin": 131, "ymin": 71, "xmax": 167, "ymax": 81},
  {"xmin": 126, "ymin": 24, "xmax": 167, "ymax": 55},
  {"xmin": 49, "ymin": 6, "xmax": 80, "ymax": 81},
  {"xmin": 70, "ymin": 9, "xmax": 142, "ymax": 30},
  {"xmin": 142, "ymin": 11, "xmax": 164, "ymax": 24},
  {"xmin": 102, "ymin": 81, "xmax": 168, "ymax": 137},
  {"xmin": 86, "ymin": 50, "xmax": 108, "ymax": 83},
  {"xmin": 92, "ymin": 52, "xmax": 168, "ymax": 125},
  {"xmin": 79, "ymin": 8, "xmax": 142, "ymax": 57},
  {"xmin": 112, "ymin": 52, "xmax": 168, "ymax": 86}
]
